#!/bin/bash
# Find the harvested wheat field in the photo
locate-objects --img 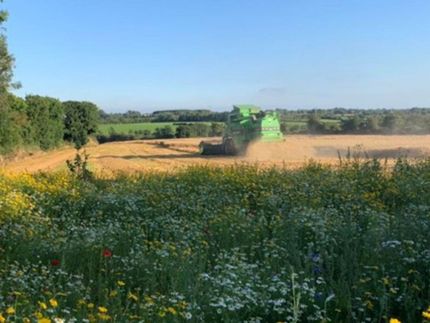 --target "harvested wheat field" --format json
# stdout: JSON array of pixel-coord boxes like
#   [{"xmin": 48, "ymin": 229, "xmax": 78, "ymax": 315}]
[{"xmin": 2, "ymin": 135, "xmax": 430, "ymax": 173}]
